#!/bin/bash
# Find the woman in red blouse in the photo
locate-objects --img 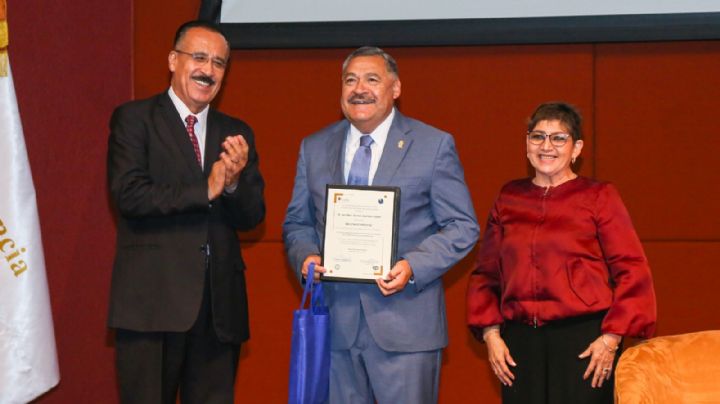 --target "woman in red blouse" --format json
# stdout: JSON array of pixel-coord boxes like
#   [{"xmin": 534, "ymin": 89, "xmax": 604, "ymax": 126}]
[{"xmin": 466, "ymin": 102, "xmax": 656, "ymax": 404}]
